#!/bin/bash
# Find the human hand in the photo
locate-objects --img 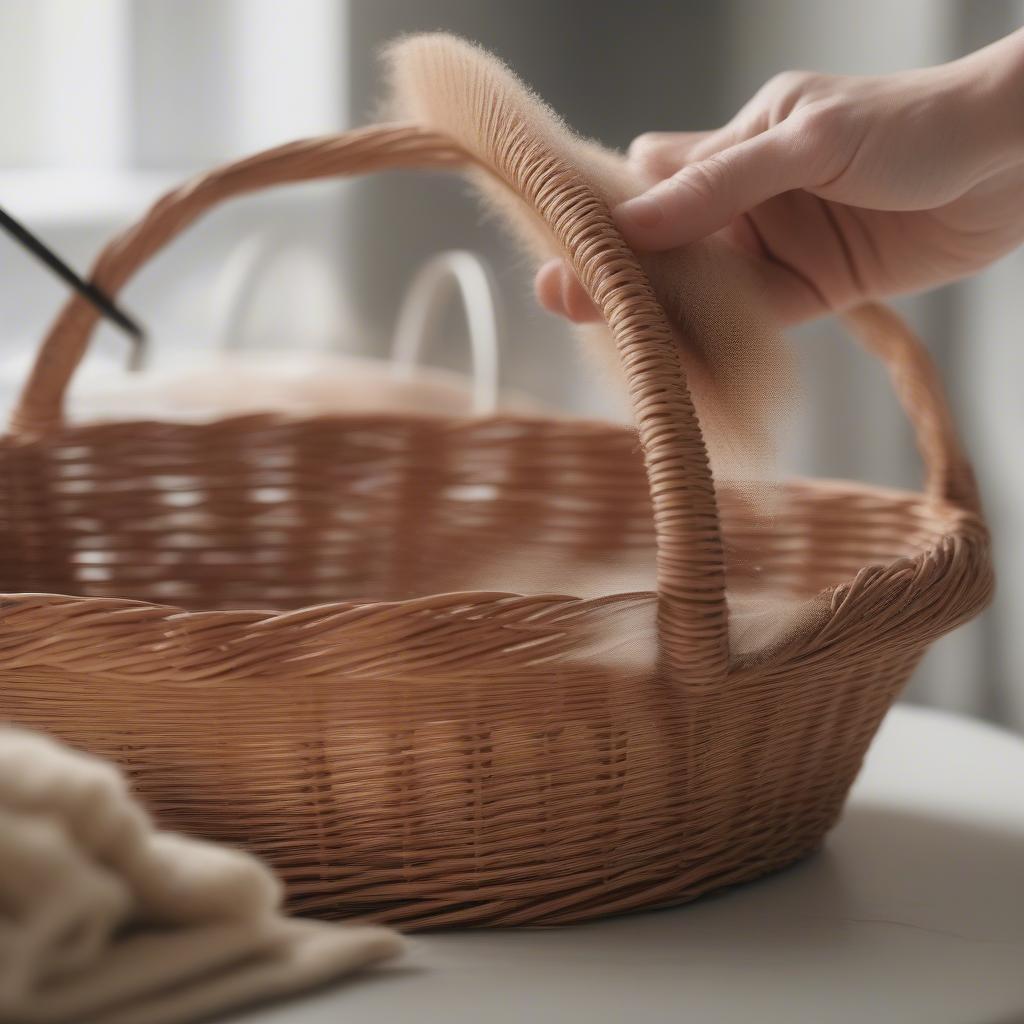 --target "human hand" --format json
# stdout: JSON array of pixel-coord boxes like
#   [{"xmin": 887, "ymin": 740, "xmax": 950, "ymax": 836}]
[{"xmin": 537, "ymin": 28, "xmax": 1024, "ymax": 326}]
